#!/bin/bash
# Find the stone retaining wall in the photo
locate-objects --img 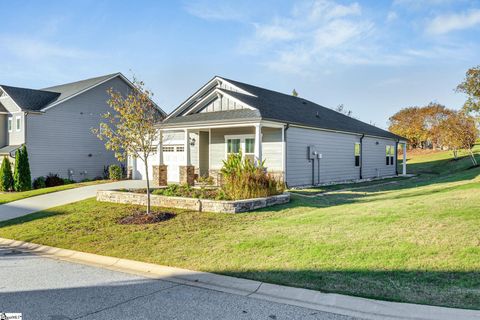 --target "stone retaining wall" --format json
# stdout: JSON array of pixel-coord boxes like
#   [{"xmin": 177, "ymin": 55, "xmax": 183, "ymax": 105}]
[{"xmin": 97, "ymin": 190, "xmax": 290, "ymax": 213}]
